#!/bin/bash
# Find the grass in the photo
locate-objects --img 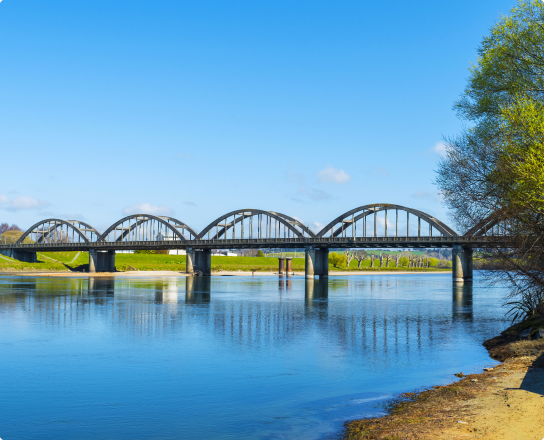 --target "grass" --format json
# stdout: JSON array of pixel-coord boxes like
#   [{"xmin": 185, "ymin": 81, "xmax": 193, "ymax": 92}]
[{"xmin": 0, "ymin": 252, "xmax": 452, "ymax": 273}]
